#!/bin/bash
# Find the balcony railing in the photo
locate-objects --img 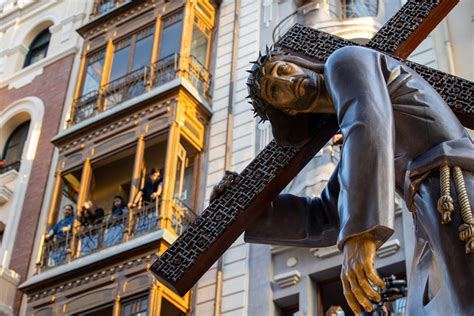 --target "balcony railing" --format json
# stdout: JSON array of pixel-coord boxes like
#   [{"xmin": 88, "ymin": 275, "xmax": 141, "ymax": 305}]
[
  {"xmin": 326, "ymin": 0, "xmax": 378, "ymax": 18},
  {"xmin": 91, "ymin": 0, "xmax": 132, "ymax": 18},
  {"xmin": 69, "ymin": 54, "xmax": 211, "ymax": 126},
  {"xmin": 37, "ymin": 200, "xmax": 196, "ymax": 272},
  {"xmin": 0, "ymin": 161, "xmax": 21, "ymax": 174}
]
